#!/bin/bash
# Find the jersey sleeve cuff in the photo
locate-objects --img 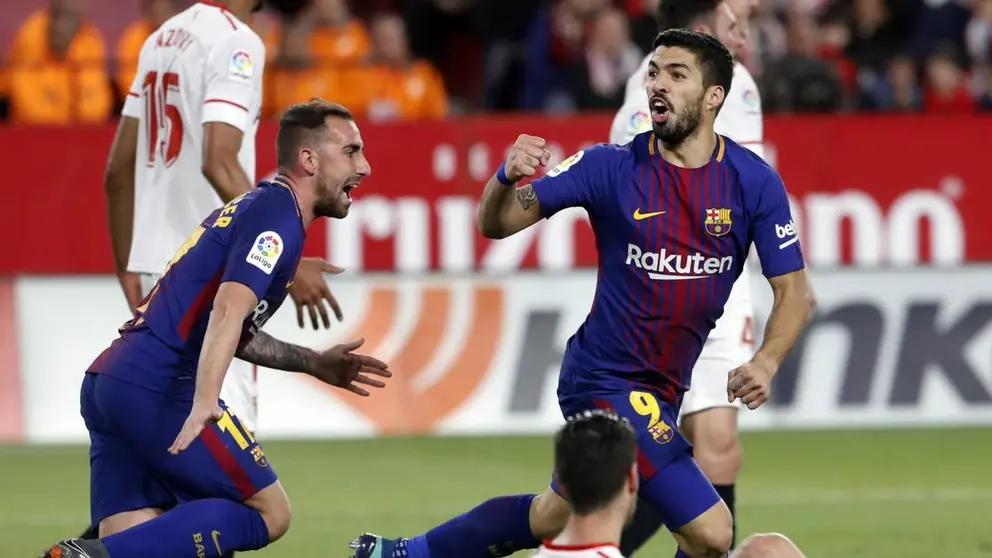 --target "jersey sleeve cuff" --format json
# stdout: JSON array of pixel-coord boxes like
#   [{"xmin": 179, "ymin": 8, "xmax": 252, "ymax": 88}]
[
  {"xmin": 121, "ymin": 93, "xmax": 142, "ymax": 118},
  {"xmin": 201, "ymin": 99, "xmax": 250, "ymax": 132},
  {"xmin": 761, "ymin": 259, "xmax": 805, "ymax": 279},
  {"xmin": 529, "ymin": 179, "xmax": 559, "ymax": 218}
]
